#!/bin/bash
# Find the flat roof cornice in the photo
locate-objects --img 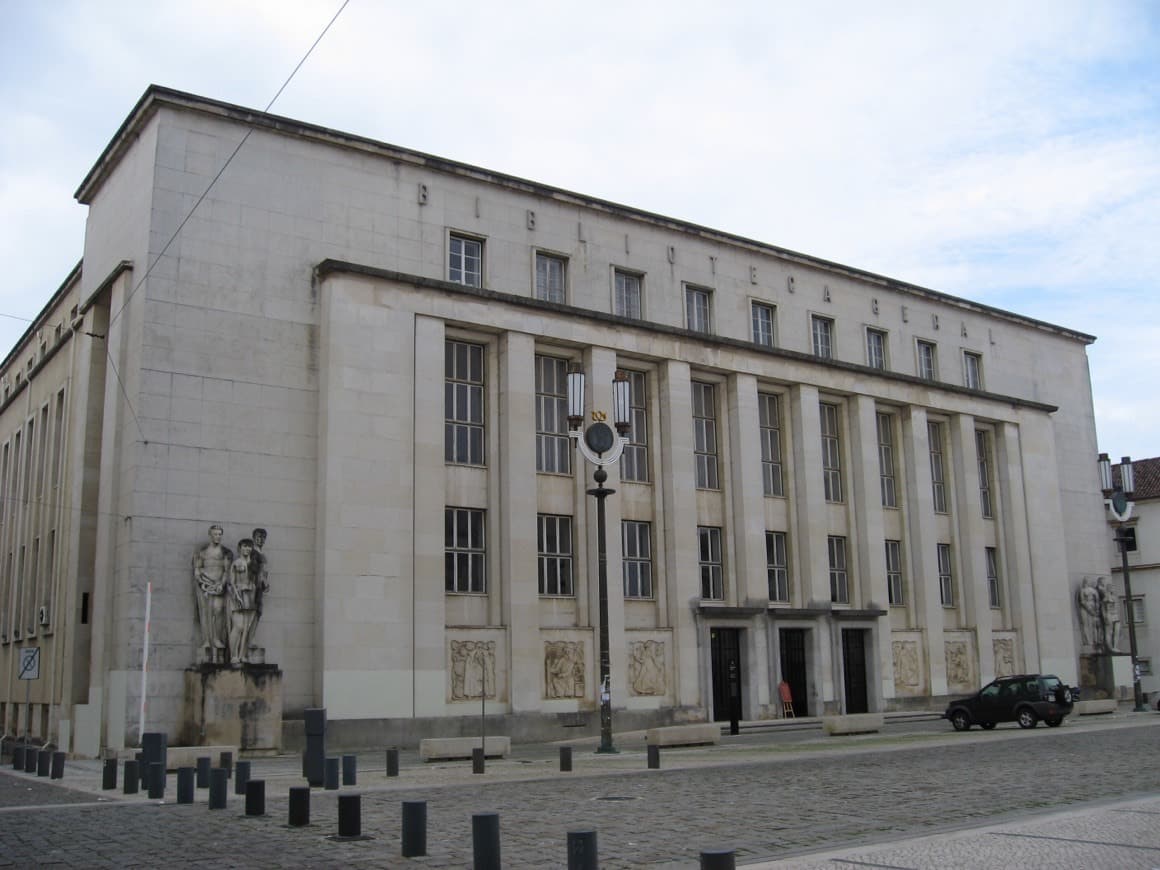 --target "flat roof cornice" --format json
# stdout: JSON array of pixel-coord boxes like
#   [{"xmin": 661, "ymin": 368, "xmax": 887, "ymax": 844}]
[{"xmin": 78, "ymin": 85, "xmax": 1095, "ymax": 345}]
